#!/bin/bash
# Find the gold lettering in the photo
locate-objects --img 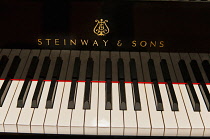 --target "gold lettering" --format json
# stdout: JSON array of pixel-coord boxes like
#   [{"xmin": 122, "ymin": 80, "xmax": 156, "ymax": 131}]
[
  {"xmin": 93, "ymin": 40, "xmax": 99, "ymax": 46},
  {"xmin": 55, "ymin": 39, "xmax": 59, "ymax": 45},
  {"xmin": 45, "ymin": 39, "xmax": 51, "ymax": 45},
  {"xmin": 132, "ymin": 40, "xmax": 136, "ymax": 47},
  {"xmin": 37, "ymin": 38, "xmax": 165, "ymax": 48},
  {"xmin": 64, "ymin": 39, "xmax": 66, "ymax": 45},
  {"xmin": 81, "ymin": 39, "xmax": 89, "ymax": 46},
  {"xmin": 159, "ymin": 41, "xmax": 164, "ymax": 47},
  {"xmin": 38, "ymin": 39, "xmax": 42, "ymax": 45},
  {"xmin": 117, "ymin": 40, "xmax": 122, "ymax": 47},
  {"xmin": 103, "ymin": 40, "xmax": 108, "ymax": 46},
  {"xmin": 140, "ymin": 41, "xmax": 147, "ymax": 47},
  {"xmin": 70, "ymin": 39, "xmax": 76, "ymax": 45},
  {"xmin": 150, "ymin": 41, "xmax": 156, "ymax": 47}
]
